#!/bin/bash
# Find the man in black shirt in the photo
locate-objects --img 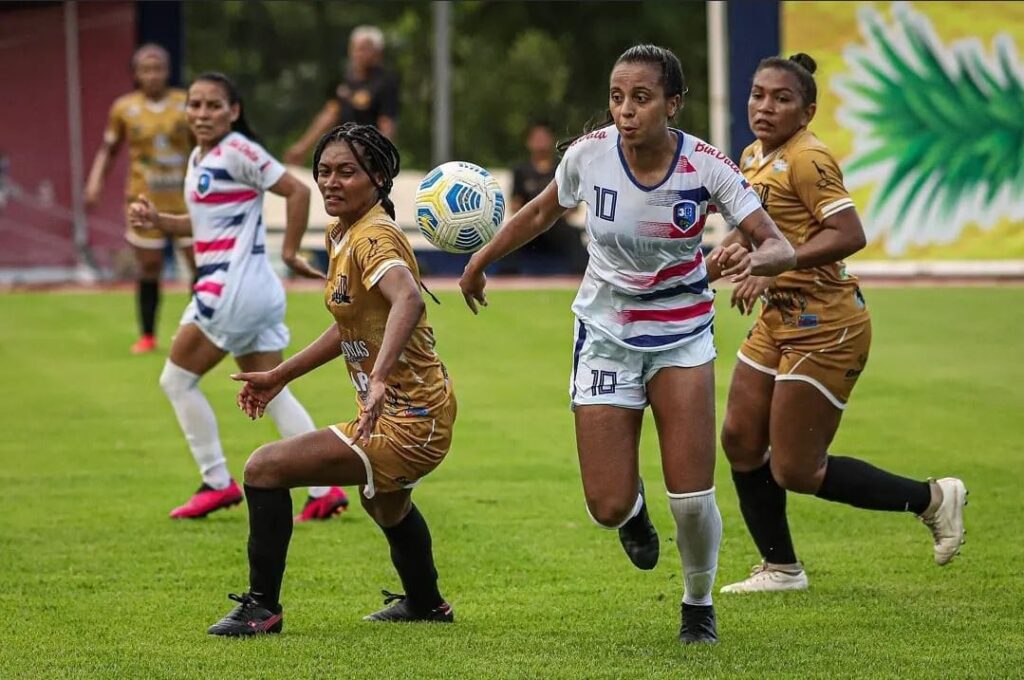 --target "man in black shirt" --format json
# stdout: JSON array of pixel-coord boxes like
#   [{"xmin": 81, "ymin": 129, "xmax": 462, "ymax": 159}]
[
  {"xmin": 286, "ymin": 26, "xmax": 399, "ymax": 164},
  {"xmin": 505, "ymin": 121, "xmax": 587, "ymax": 275}
]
